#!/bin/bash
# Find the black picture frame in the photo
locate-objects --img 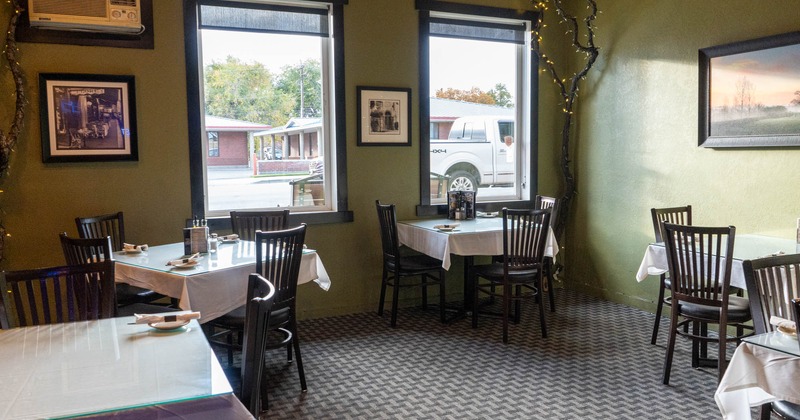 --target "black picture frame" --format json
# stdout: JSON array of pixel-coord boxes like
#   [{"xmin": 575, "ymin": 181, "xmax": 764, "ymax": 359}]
[
  {"xmin": 356, "ymin": 86, "xmax": 412, "ymax": 146},
  {"xmin": 699, "ymin": 31, "xmax": 800, "ymax": 148},
  {"xmin": 40, "ymin": 73, "xmax": 138, "ymax": 163}
]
